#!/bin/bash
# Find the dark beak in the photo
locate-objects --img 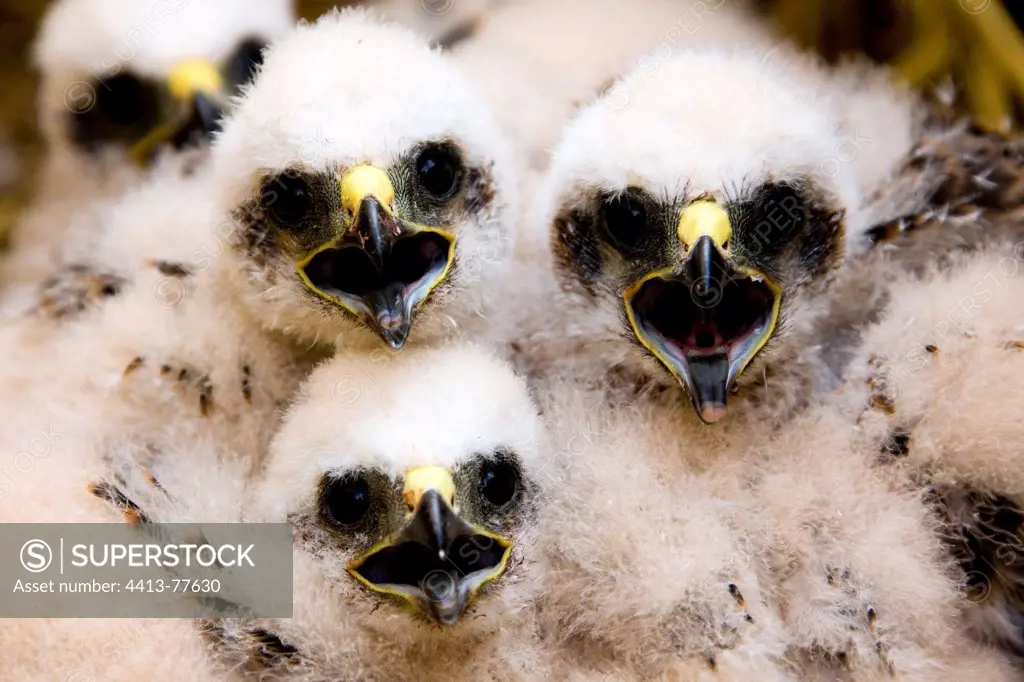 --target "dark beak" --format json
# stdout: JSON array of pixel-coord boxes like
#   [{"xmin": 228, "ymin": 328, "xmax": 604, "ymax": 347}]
[
  {"xmin": 401, "ymin": 489, "xmax": 465, "ymax": 560},
  {"xmin": 298, "ymin": 197, "xmax": 456, "ymax": 350},
  {"xmin": 190, "ymin": 93, "xmax": 223, "ymax": 138},
  {"xmin": 625, "ymin": 234, "xmax": 782, "ymax": 424},
  {"xmin": 357, "ymin": 196, "xmax": 389, "ymax": 271},
  {"xmin": 129, "ymin": 93, "xmax": 224, "ymax": 166},
  {"xmin": 348, "ymin": 489, "xmax": 512, "ymax": 626},
  {"xmin": 167, "ymin": 93, "xmax": 224, "ymax": 150}
]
